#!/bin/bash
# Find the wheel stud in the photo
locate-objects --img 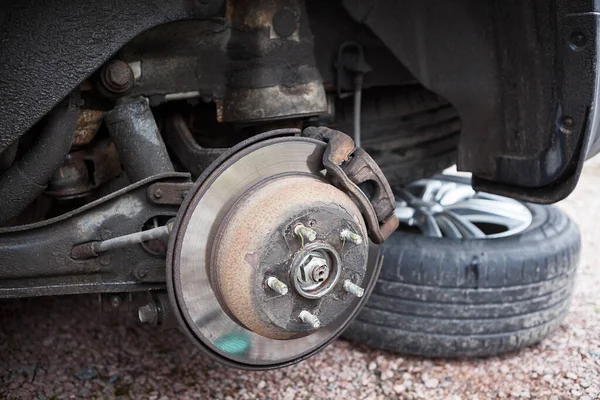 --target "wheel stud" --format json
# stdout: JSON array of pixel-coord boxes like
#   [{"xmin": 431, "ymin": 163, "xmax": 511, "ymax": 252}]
[
  {"xmin": 294, "ymin": 224, "xmax": 317, "ymax": 242},
  {"xmin": 341, "ymin": 229, "xmax": 363, "ymax": 245},
  {"xmin": 343, "ymin": 280, "xmax": 364, "ymax": 297},
  {"xmin": 299, "ymin": 310, "xmax": 321, "ymax": 329},
  {"xmin": 266, "ymin": 276, "xmax": 289, "ymax": 295}
]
